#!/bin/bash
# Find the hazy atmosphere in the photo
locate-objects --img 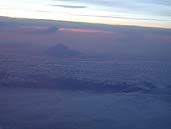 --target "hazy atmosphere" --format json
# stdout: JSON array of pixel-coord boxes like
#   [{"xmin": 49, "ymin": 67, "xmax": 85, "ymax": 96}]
[{"xmin": 0, "ymin": 0, "xmax": 171, "ymax": 129}]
